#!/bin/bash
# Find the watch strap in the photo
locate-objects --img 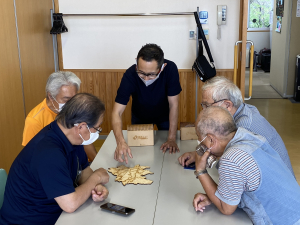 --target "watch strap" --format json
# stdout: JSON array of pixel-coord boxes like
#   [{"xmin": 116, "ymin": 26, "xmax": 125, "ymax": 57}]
[{"xmin": 194, "ymin": 169, "xmax": 207, "ymax": 178}]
